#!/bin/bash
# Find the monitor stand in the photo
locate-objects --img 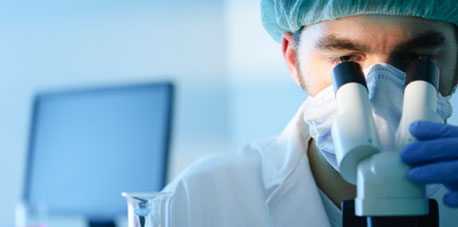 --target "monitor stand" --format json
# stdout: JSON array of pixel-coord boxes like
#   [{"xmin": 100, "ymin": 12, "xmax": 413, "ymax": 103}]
[{"xmin": 88, "ymin": 220, "xmax": 116, "ymax": 227}]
